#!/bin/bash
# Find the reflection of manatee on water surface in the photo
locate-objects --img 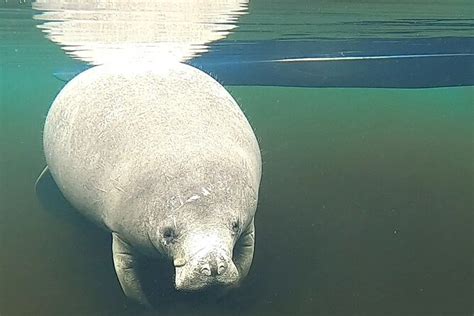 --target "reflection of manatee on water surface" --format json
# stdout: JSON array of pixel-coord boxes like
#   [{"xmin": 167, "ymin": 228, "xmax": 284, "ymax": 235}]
[
  {"xmin": 33, "ymin": 0, "xmax": 249, "ymax": 65},
  {"xmin": 36, "ymin": 61, "xmax": 262, "ymax": 307}
]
